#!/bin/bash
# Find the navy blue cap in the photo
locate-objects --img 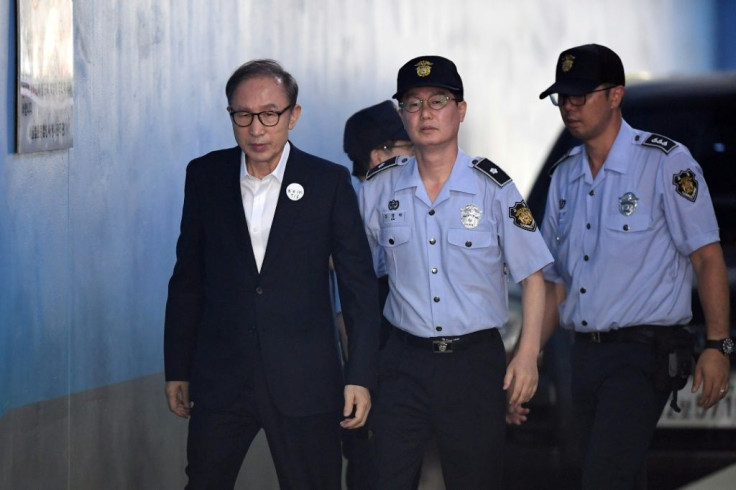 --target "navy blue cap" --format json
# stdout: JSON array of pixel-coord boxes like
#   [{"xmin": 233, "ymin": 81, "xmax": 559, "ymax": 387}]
[
  {"xmin": 393, "ymin": 56, "xmax": 463, "ymax": 100},
  {"xmin": 343, "ymin": 101, "xmax": 410, "ymax": 177},
  {"xmin": 539, "ymin": 44, "xmax": 625, "ymax": 99}
]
